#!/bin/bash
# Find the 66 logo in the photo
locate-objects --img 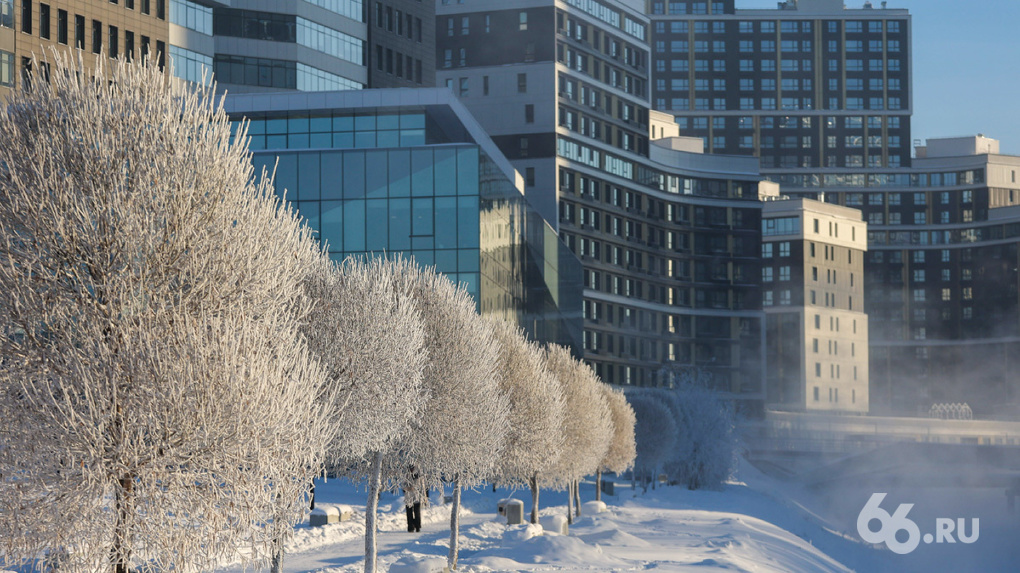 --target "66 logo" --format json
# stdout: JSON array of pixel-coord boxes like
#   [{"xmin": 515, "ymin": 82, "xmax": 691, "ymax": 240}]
[{"xmin": 857, "ymin": 493, "xmax": 979, "ymax": 554}]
